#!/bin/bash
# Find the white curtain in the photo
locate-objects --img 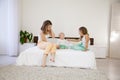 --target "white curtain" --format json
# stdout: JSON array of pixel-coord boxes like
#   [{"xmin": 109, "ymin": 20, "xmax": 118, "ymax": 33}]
[
  {"xmin": 0, "ymin": 0, "xmax": 8, "ymax": 55},
  {"xmin": 0, "ymin": 0, "xmax": 20, "ymax": 56},
  {"xmin": 7, "ymin": 0, "xmax": 21, "ymax": 56}
]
